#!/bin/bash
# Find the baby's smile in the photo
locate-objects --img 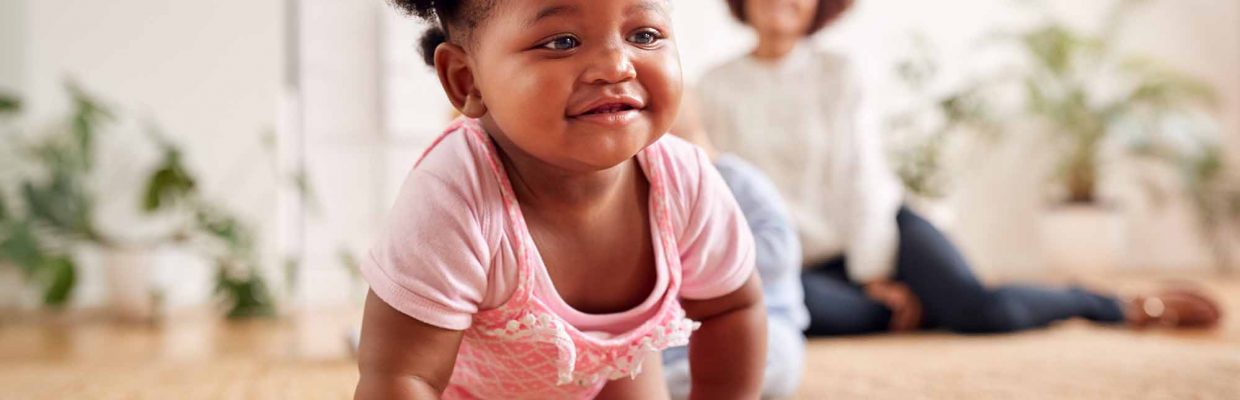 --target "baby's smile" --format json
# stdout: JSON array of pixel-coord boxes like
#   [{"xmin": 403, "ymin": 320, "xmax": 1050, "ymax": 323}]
[{"xmin": 568, "ymin": 93, "xmax": 647, "ymax": 127}]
